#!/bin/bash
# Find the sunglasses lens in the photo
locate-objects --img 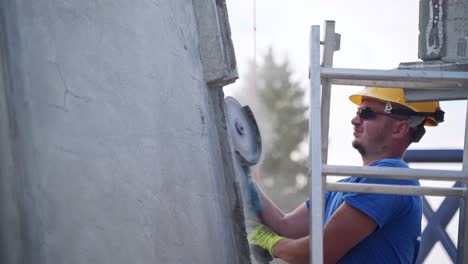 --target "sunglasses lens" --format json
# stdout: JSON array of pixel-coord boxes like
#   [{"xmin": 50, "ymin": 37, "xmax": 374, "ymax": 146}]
[{"xmin": 358, "ymin": 107, "xmax": 376, "ymax": 120}]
